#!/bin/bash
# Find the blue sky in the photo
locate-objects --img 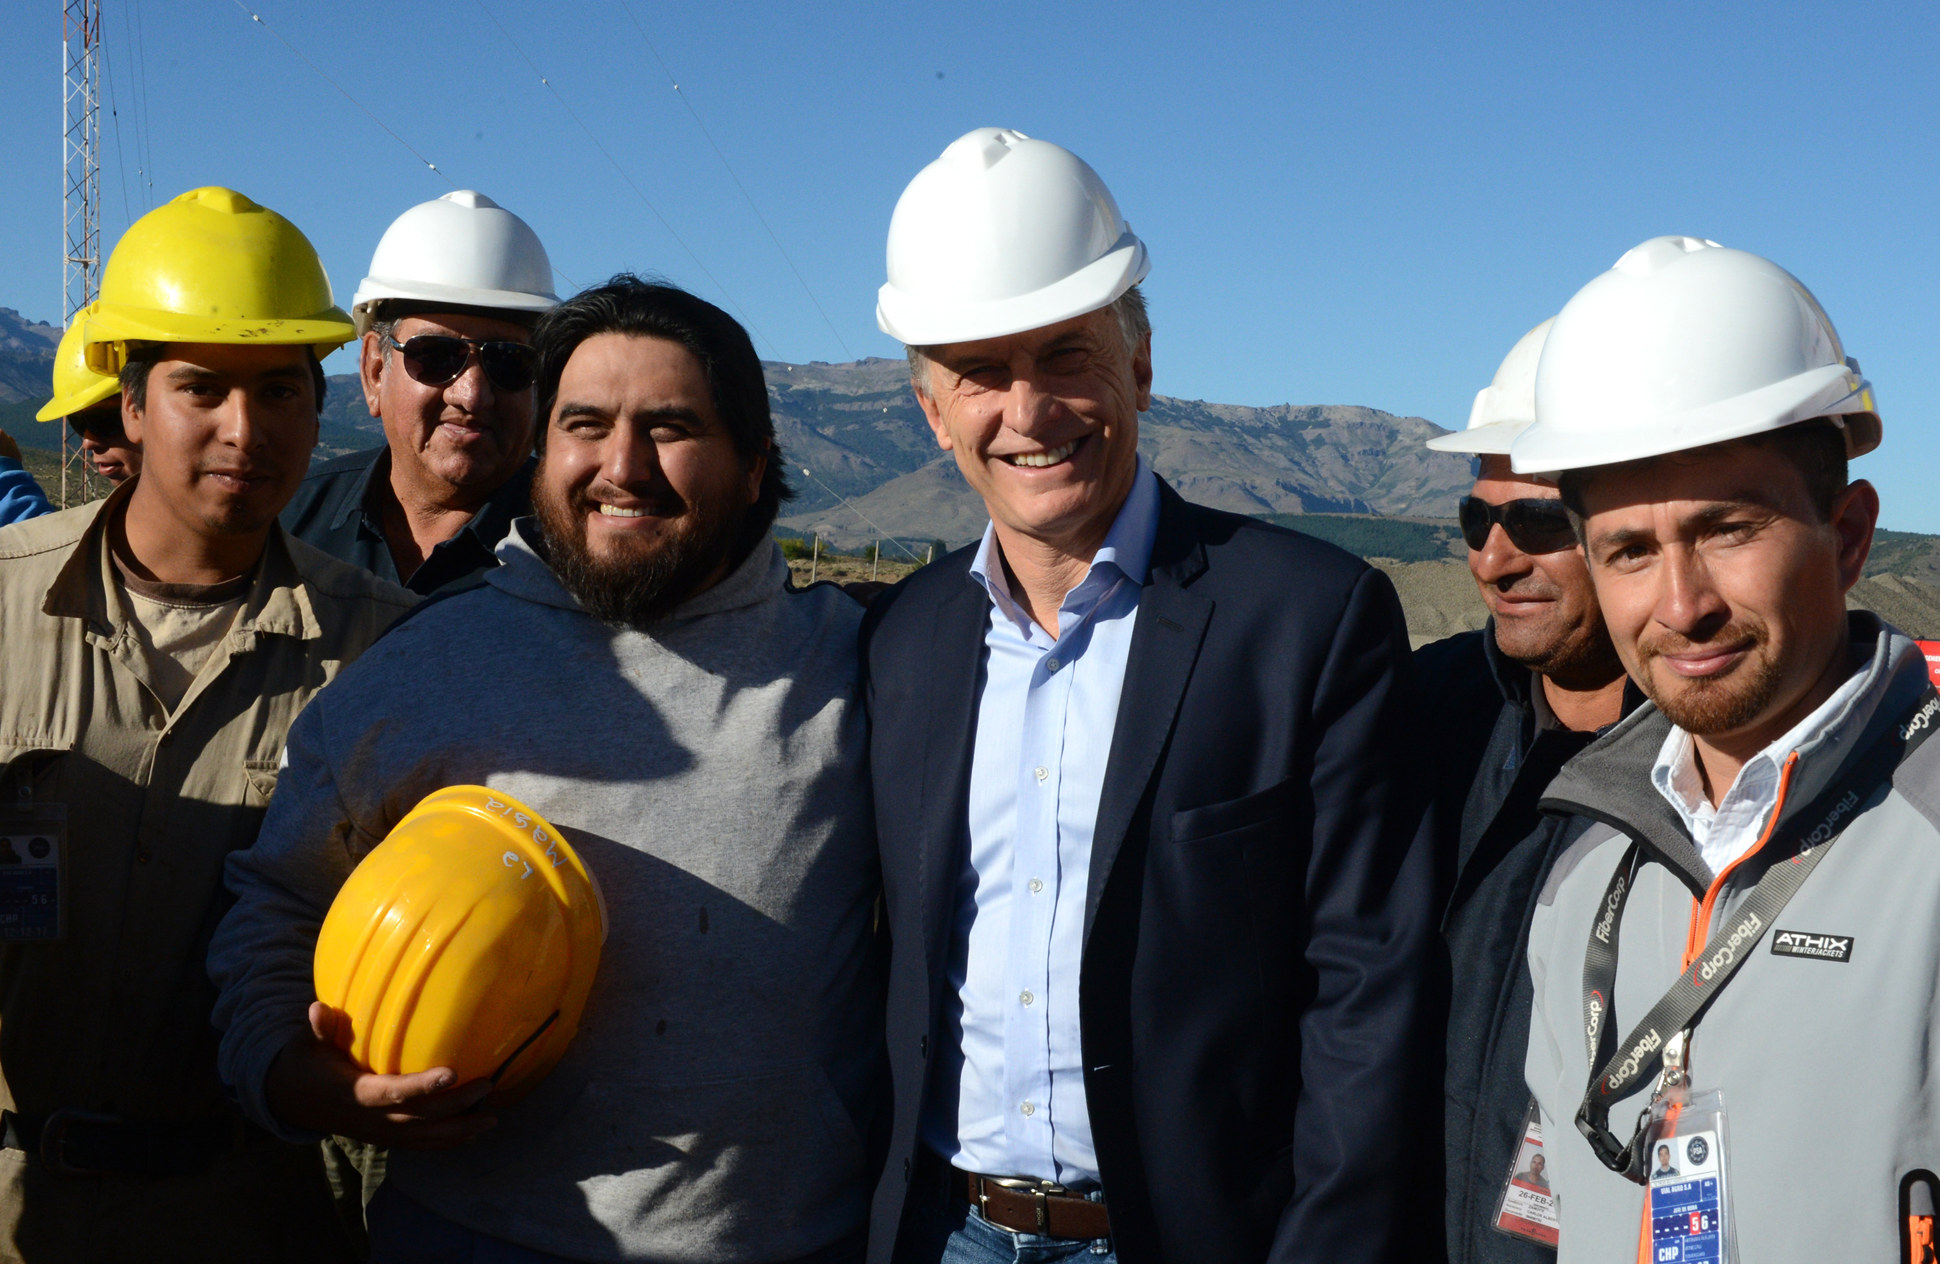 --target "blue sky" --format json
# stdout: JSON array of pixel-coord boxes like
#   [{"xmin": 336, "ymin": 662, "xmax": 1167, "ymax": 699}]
[{"xmin": 3, "ymin": 1, "xmax": 1936, "ymax": 527}]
